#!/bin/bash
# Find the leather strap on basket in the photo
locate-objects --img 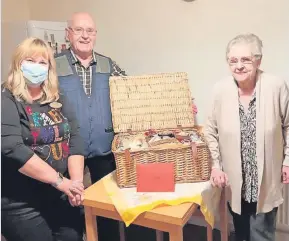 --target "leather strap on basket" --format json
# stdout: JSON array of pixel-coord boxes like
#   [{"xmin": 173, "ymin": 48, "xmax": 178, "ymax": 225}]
[
  {"xmin": 124, "ymin": 149, "xmax": 132, "ymax": 163},
  {"xmin": 191, "ymin": 142, "xmax": 197, "ymax": 160}
]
